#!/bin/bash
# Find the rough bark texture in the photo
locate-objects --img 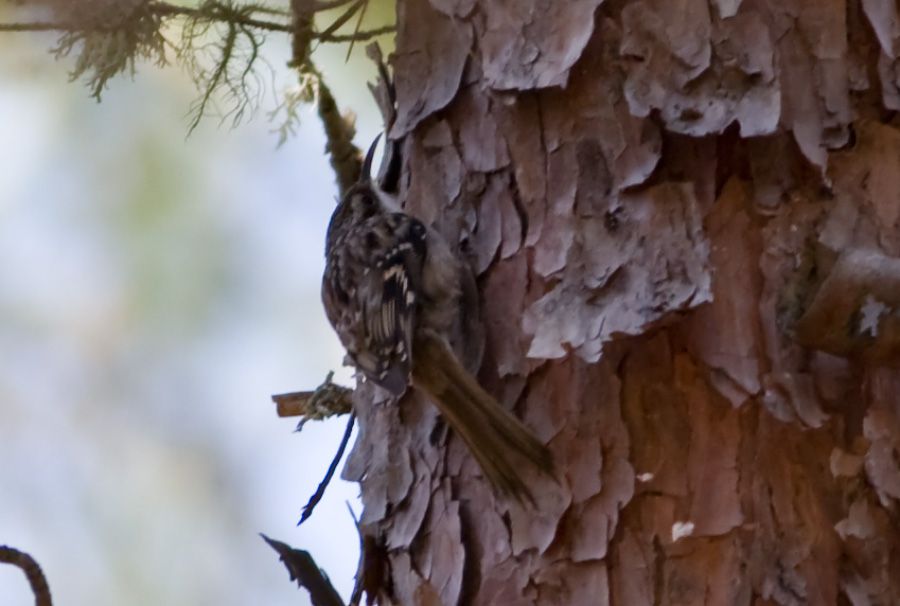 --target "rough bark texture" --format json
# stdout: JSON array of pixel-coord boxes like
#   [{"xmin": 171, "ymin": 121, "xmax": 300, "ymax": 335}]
[{"xmin": 343, "ymin": 0, "xmax": 900, "ymax": 604}]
